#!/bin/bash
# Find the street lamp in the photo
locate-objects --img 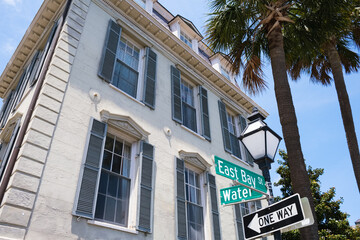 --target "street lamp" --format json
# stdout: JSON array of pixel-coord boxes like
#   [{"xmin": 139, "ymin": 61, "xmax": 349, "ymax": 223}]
[{"xmin": 239, "ymin": 107, "xmax": 282, "ymax": 239}]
